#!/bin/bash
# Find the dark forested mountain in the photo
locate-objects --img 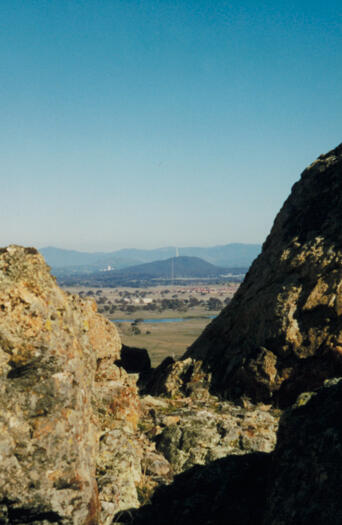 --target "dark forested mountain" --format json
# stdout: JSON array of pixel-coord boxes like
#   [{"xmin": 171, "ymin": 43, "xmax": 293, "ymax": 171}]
[{"xmin": 40, "ymin": 243, "xmax": 261, "ymax": 275}]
